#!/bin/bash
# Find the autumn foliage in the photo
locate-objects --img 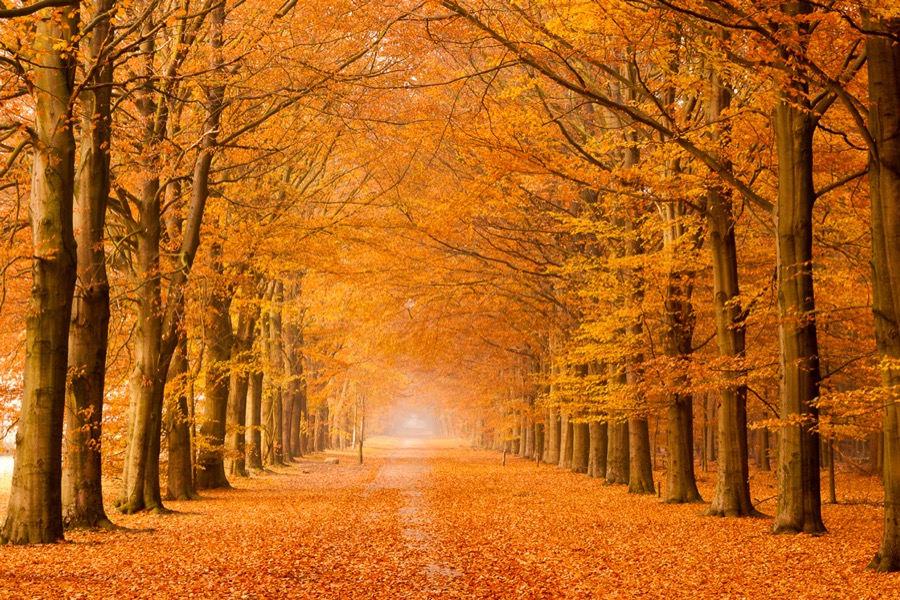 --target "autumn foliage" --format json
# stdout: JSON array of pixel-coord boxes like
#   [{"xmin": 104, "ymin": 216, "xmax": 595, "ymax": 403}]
[{"xmin": 0, "ymin": 0, "xmax": 898, "ymax": 592}]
